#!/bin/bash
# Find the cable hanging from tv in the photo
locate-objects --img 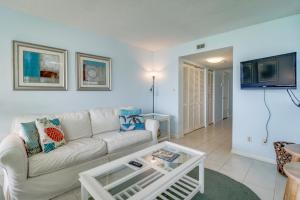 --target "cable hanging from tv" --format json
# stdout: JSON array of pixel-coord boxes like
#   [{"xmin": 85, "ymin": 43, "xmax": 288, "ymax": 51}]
[
  {"xmin": 263, "ymin": 88, "xmax": 271, "ymax": 143},
  {"xmin": 287, "ymin": 89, "xmax": 300, "ymax": 107}
]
